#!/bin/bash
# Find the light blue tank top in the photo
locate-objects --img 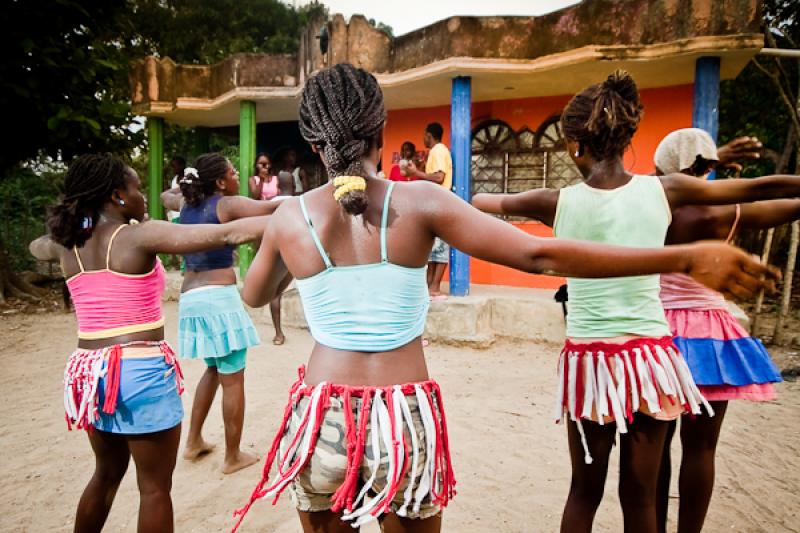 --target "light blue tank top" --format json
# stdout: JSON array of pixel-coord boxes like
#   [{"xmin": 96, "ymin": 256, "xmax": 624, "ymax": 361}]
[
  {"xmin": 295, "ymin": 183, "xmax": 430, "ymax": 352},
  {"xmin": 553, "ymin": 175, "xmax": 672, "ymax": 338}
]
